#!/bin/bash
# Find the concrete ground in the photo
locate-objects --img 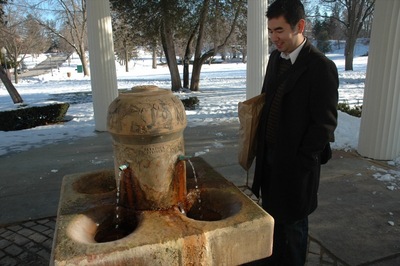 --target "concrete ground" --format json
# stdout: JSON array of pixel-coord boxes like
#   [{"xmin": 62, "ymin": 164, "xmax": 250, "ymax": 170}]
[{"xmin": 1, "ymin": 121, "xmax": 400, "ymax": 265}]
